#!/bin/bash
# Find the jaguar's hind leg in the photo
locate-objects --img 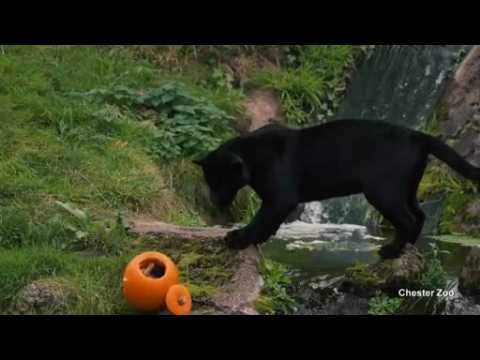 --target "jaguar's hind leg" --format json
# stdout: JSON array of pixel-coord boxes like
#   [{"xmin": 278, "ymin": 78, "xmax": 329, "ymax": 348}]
[{"xmin": 364, "ymin": 184, "xmax": 421, "ymax": 259}]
